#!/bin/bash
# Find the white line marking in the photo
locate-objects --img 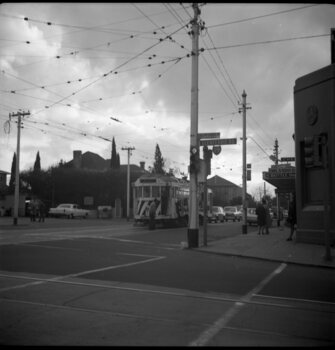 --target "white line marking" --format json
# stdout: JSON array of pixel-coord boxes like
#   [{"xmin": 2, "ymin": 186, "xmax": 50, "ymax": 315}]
[
  {"xmin": 189, "ymin": 263, "xmax": 287, "ymax": 346},
  {"xmin": 0, "ymin": 254, "xmax": 165, "ymax": 293}
]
